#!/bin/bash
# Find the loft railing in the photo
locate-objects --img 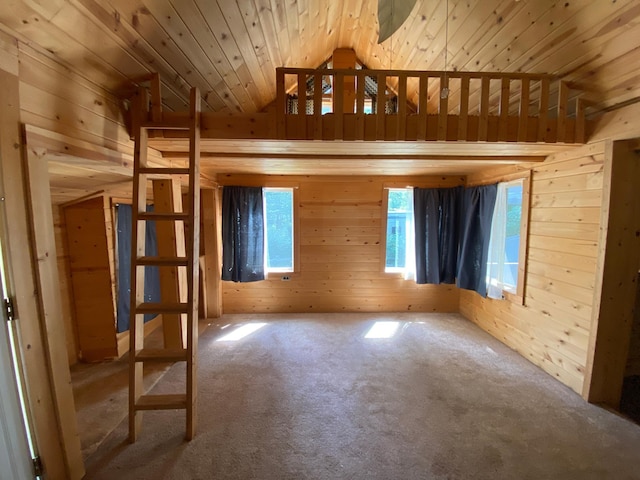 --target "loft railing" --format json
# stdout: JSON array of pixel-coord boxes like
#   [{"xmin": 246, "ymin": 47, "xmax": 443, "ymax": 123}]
[{"xmin": 275, "ymin": 67, "xmax": 587, "ymax": 143}]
